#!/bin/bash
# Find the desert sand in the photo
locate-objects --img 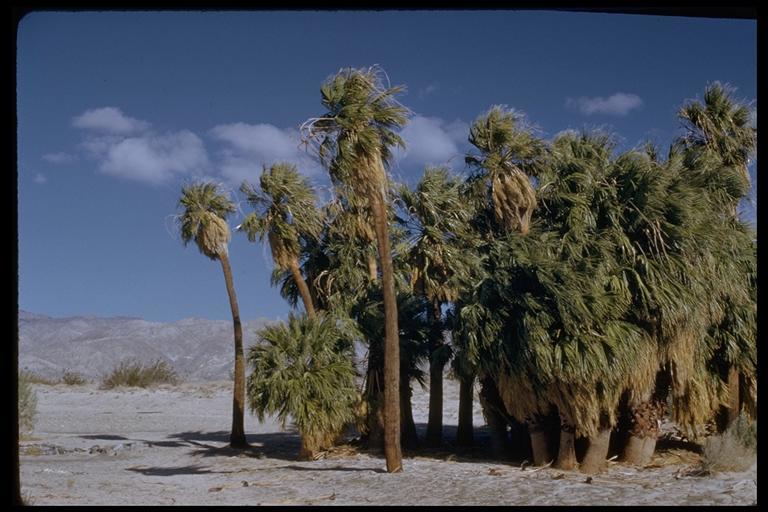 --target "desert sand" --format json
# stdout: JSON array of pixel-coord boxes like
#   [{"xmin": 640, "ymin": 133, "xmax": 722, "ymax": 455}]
[{"xmin": 19, "ymin": 379, "xmax": 756, "ymax": 506}]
